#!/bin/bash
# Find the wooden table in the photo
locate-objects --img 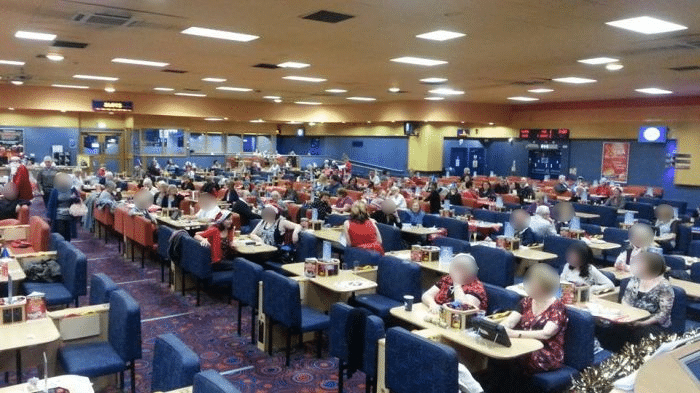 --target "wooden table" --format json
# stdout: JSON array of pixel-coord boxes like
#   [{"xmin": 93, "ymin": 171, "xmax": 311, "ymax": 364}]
[
  {"xmin": 1, "ymin": 259, "xmax": 26, "ymax": 293},
  {"xmin": 282, "ymin": 262, "xmax": 377, "ymax": 295},
  {"xmin": 401, "ymin": 225, "xmax": 443, "ymax": 236},
  {"xmin": 568, "ymin": 298, "xmax": 651, "ymax": 323},
  {"xmin": 0, "ymin": 375, "xmax": 94, "ymax": 393},
  {"xmin": 633, "ymin": 339, "xmax": 700, "ymax": 393},
  {"xmin": 575, "ymin": 212, "xmax": 600, "ymax": 220},
  {"xmin": 511, "ymin": 247, "xmax": 558, "ymax": 262},
  {"xmin": 0, "ymin": 317, "xmax": 61, "ymax": 383},
  {"xmin": 585, "ymin": 239, "xmax": 621, "ymax": 252},
  {"xmin": 155, "ymin": 216, "xmax": 209, "ymax": 230},
  {"xmin": 305, "ymin": 227, "xmax": 343, "ymax": 244},
  {"xmin": 655, "ymin": 233, "xmax": 676, "ymax": 243},
  {"xmin": 233, "ymin": 237, "xmax": 278, "ymax": 255}
]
